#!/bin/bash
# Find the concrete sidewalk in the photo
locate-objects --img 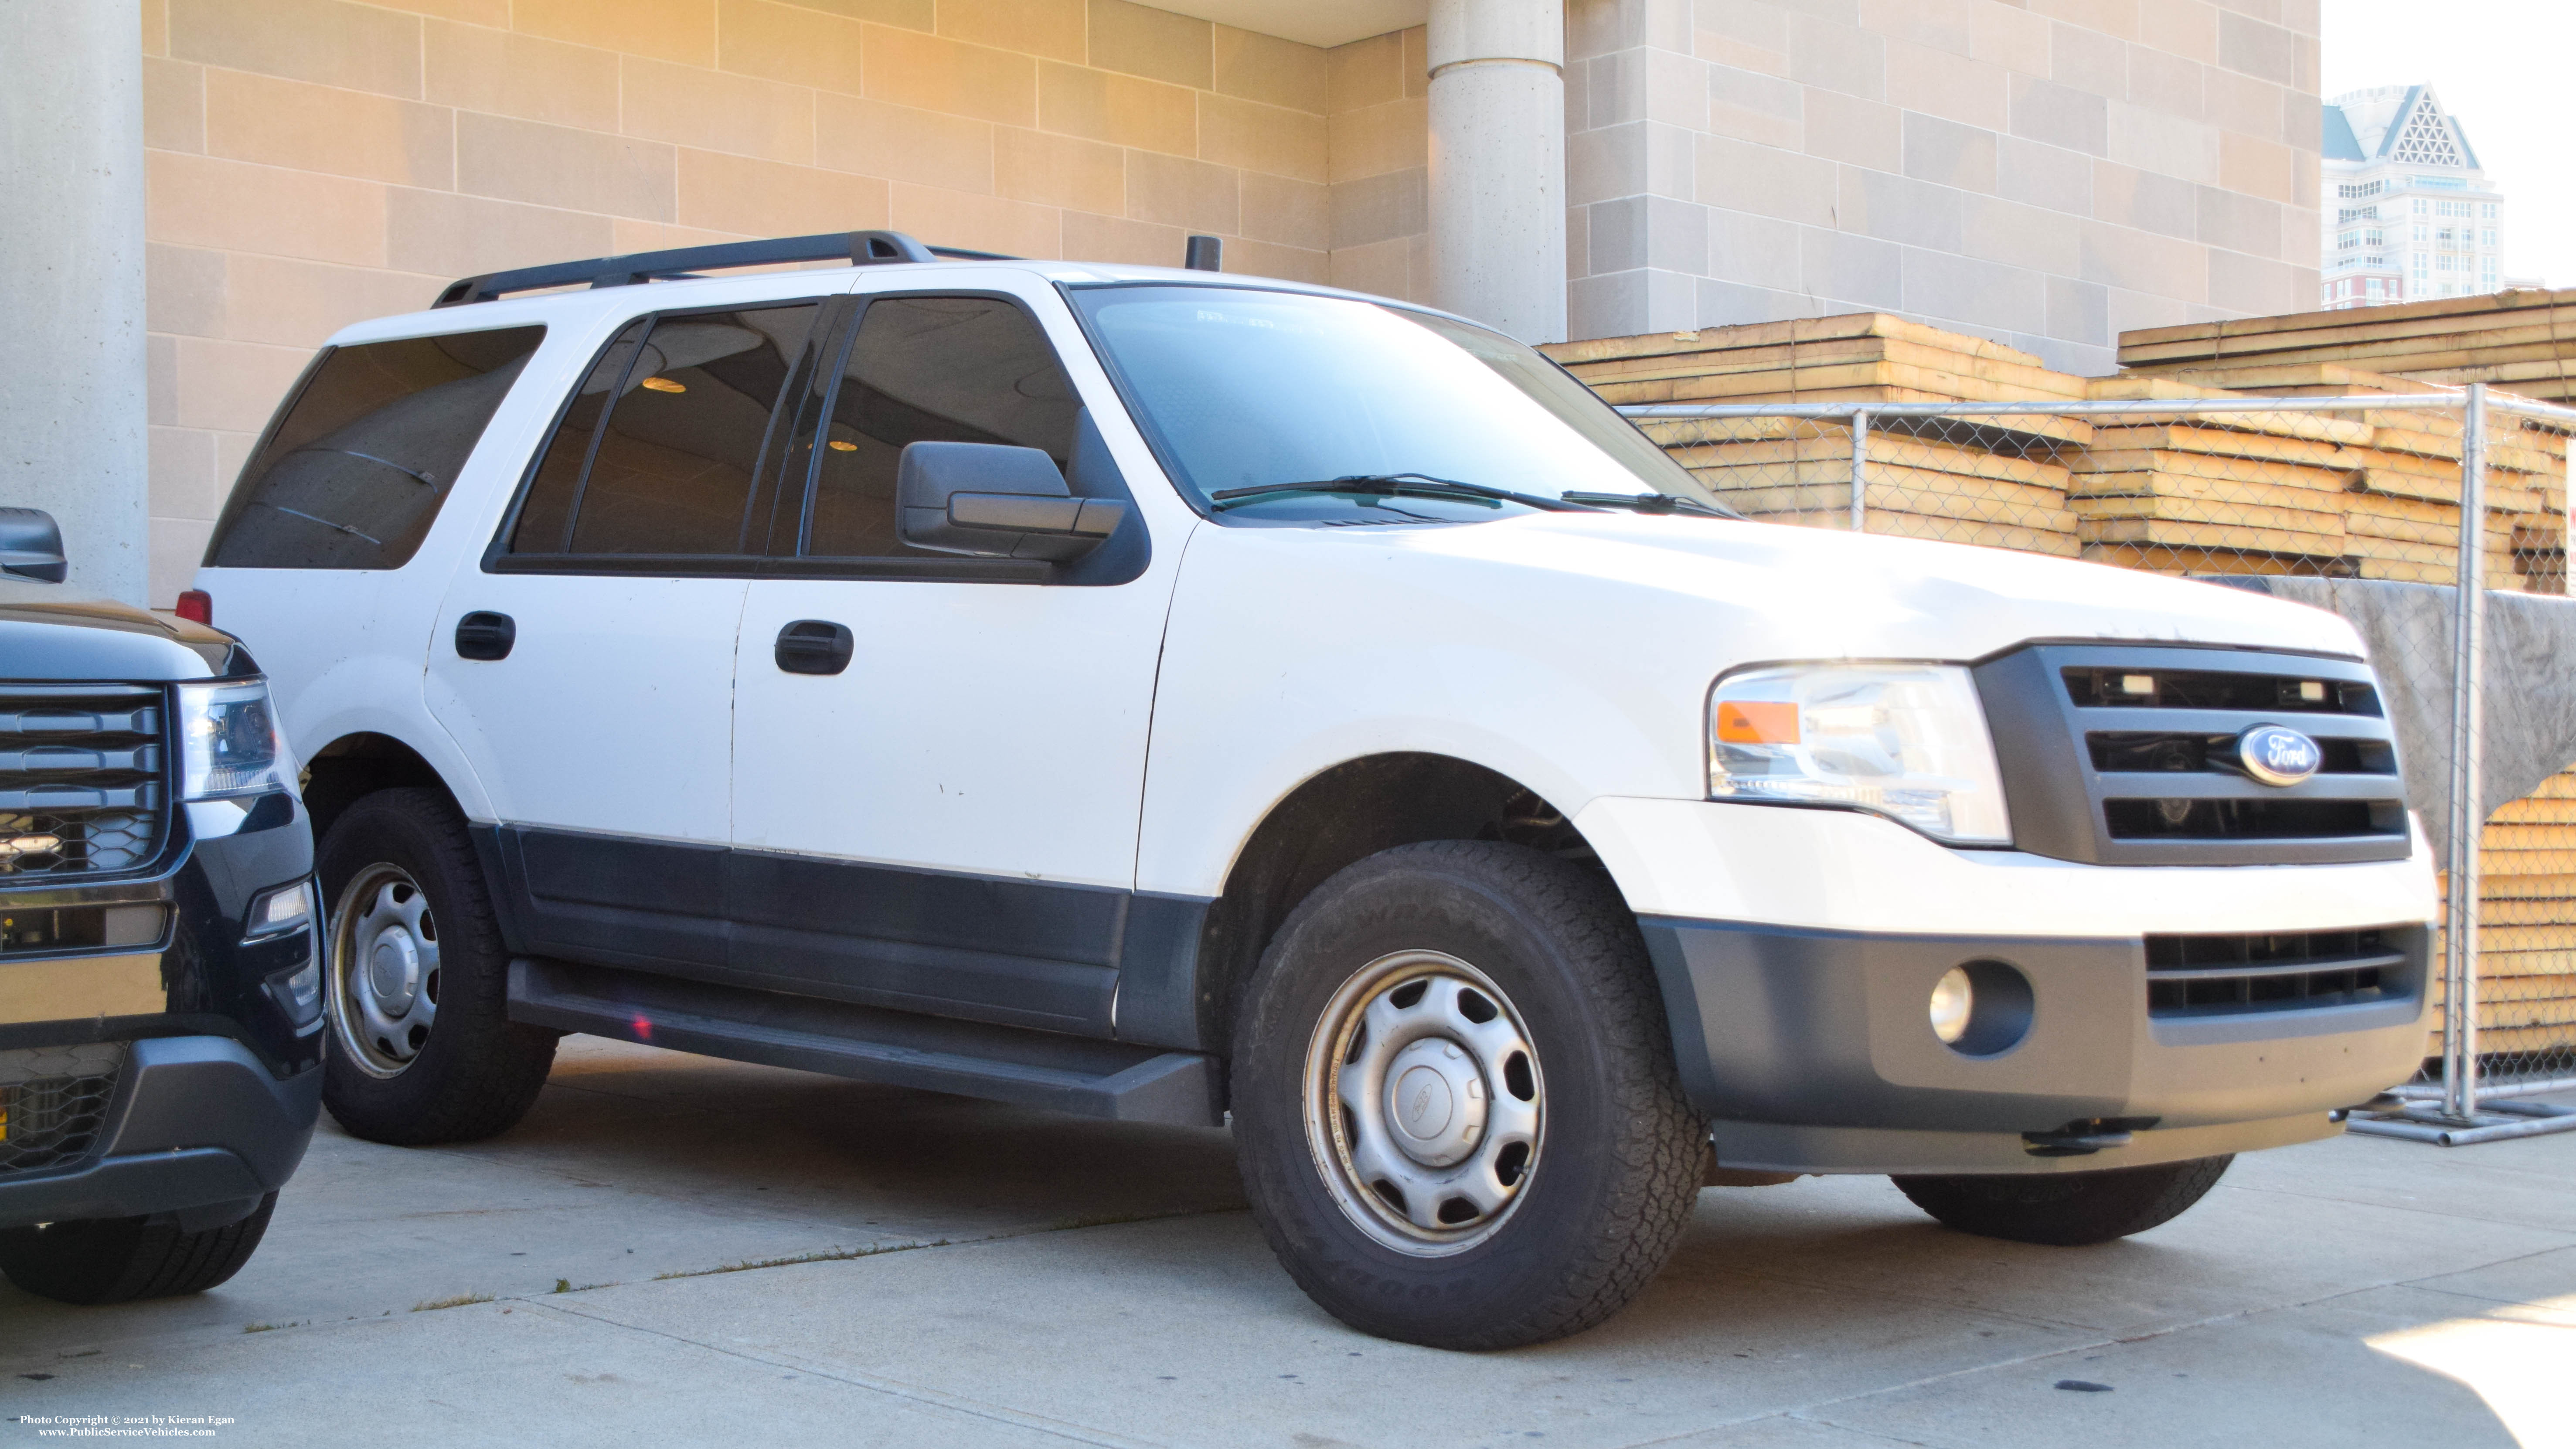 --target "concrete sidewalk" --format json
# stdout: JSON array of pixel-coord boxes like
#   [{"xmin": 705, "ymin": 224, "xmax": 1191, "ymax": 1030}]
[{"xmin": 4, "ymin": 1037, "xmax": 2569, "ymax": 1447}]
